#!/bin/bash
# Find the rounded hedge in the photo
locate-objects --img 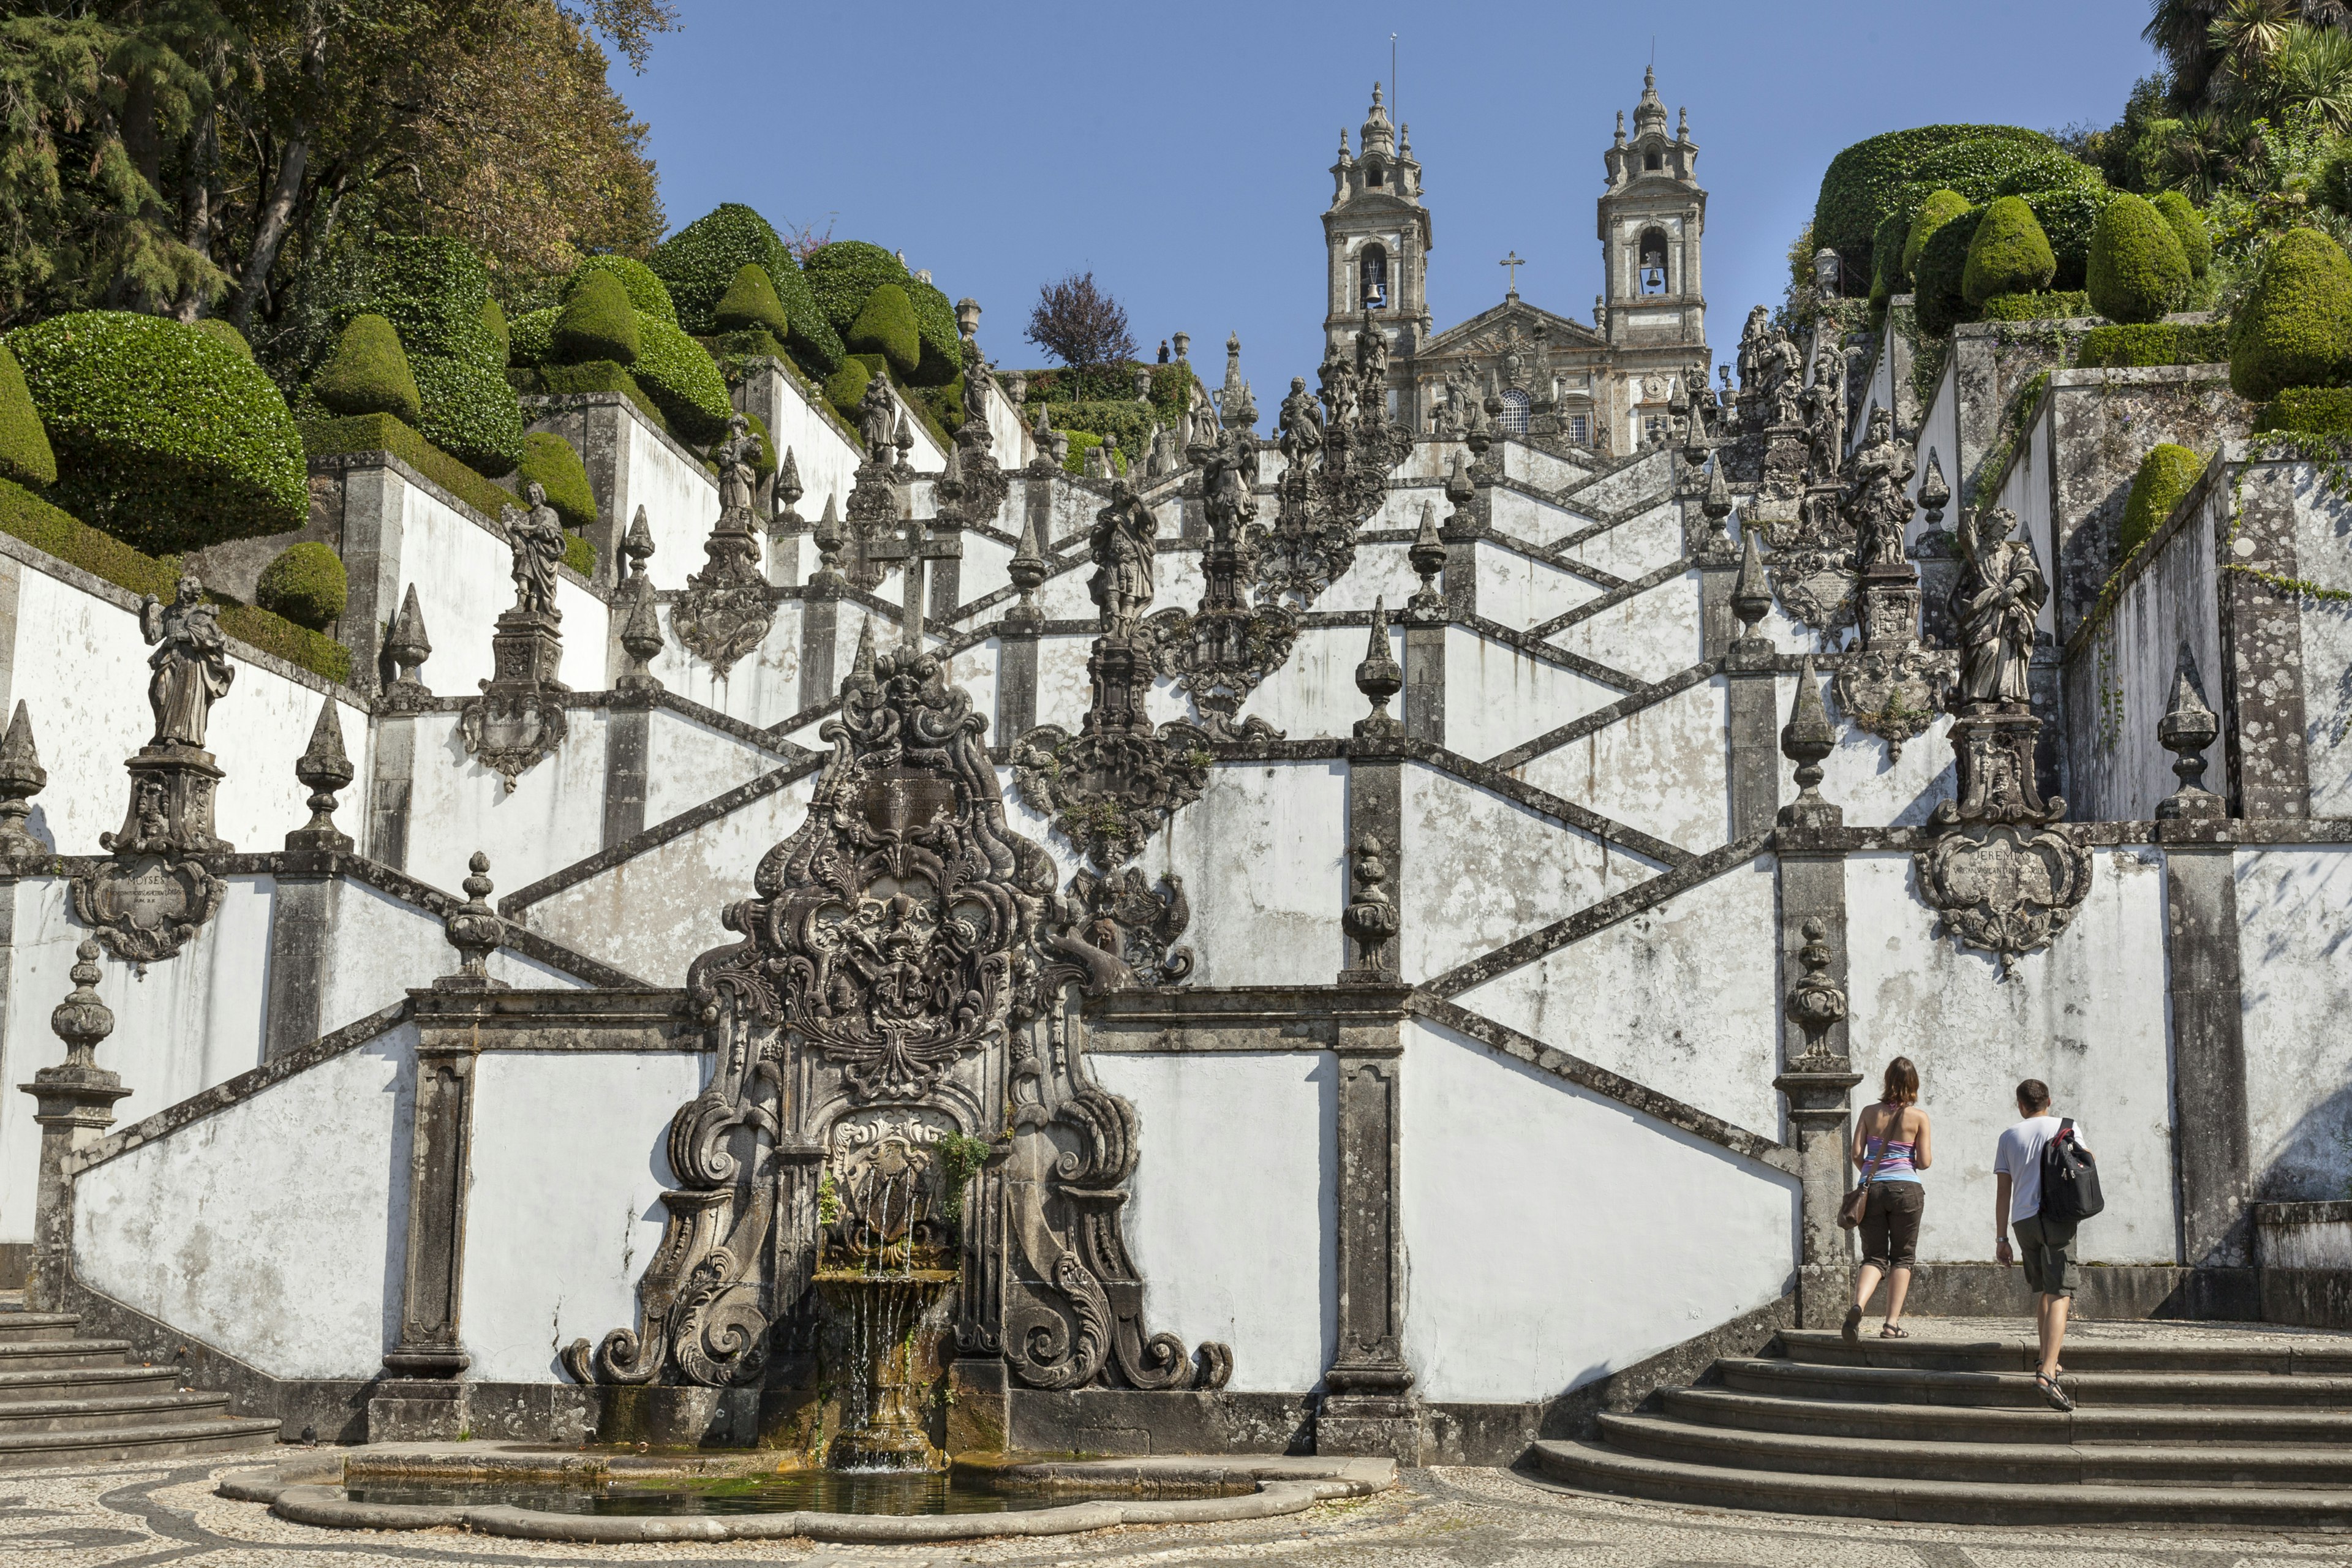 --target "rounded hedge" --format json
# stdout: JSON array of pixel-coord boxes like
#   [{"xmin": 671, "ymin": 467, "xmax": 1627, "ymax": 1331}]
[
  {"xmin": 805, "ymin": 241, "xmax": 910, "ymax": 333},
  {"xmin": 562, "ymin": 254, "xmax": 677, "ymax": 324},
  {"xmin": 1963, "ymin": 197, "xmax": 2056, "ymax": 306},
  {"xmin": 312, "ymin": 314, "xmax": 421, "ymax": 424},
  {"xmin": 7, "ymin": 311, "xmax": 306, "ymax": 552},
  {"xmin": 906, "ymin": 279, "xmax": 963, "ymax": 386},
  {"xmin": 649, "ymin": 204, "xmax": 842, "ymax": 372},
  {"xmin": 480, "ymin": 298, "xmax": 510, "ymax": 364},
  {"xmin": 1978, "ymin": 290, "xmax": 2092, "ymax": 322},
  {"xmin": 2121, "ymin": 443, "xmax": 2203, "ymax": 557},
  {"xmin": 356, "ymin": 236, "xmax": 502, "ymax": 374},
  {"xmin": 2230, "ymin": 227, "xmax": 2352, "ymax": 399},
  {"xmin": 2154, "ymin": 189, "xmax": 2211, "ymax": 279},
  {"xmin": 192, "ymin": 318, "xmax": 252, "ymax": 359},
  {"xmin": 2019, "ymin": 185, "xmax": 2111, "ymax": 290},
  {"xmin": 824, "ymin": 353, "xmax": 873, "ymax": 419},
  {"xmin": 630, "ymin": 314, "xmax": 734, "ymax": 443},
  {"xmin": 553, "ymin": 271, "xmax": 639, "ymax": 365},
  {"xmin": 712, "ymin": 262, "xmax": 788, "ymax": 337},
  {"xmin": 0, "ymin": 340, "xmax": 57, "ymax": 489},
  {"xmin": 2258, "ymin": 385, "xmax": 2352, "ymax": 438},
  {"xmin": 1913, "ymin": 205, "xmax": 1984, "ymax": 335},
  {"xmin": 508, "ymin": 306, "xmax": 555, "ymax": 367},
  {"xmin": 411, "ymin": 354, "xmax": 525, "ymax": 476},
  {"xmin": 848, "ymin": 282, "xmax": 921, "ymax": 377},
  {"xmin": 1871, "ymin": 209, "xmax": 1912, "ymax": 301},
  {"xmin": 1813, "ymin": 124, "xmax": 2064, "ymax": 286},
  {"xmin": 1903, "ymin": 189, "xmax": 1974, "ymax": 281},
  {"xmin": 1915, "ymin": 137, "xmax": 2091, "ymax": 203},
  {"xmin": 254, "ymin": 540, "xmax": 348, "ymax": 630},
  {"xmin": 514, "ymin": 431, "xmax": 598, "ymax": 530},
  {"xmin": 2087, "ymin": 193, "xmax": 2191, "ymax": 325}
]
